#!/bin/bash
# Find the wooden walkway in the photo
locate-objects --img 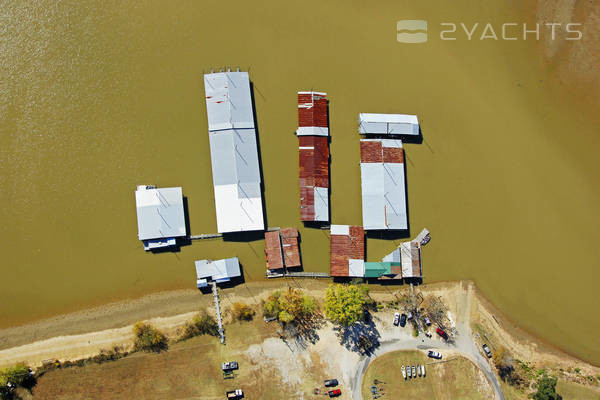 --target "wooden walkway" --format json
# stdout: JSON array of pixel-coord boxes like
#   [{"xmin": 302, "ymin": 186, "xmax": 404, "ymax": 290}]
[
  {"xmin": 210, "ymin": 282, "xmax": 225, "ymax": 344},
  {"xmin": 266, "ymin": 271, "xmax": 330, "ymax": 279}
]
